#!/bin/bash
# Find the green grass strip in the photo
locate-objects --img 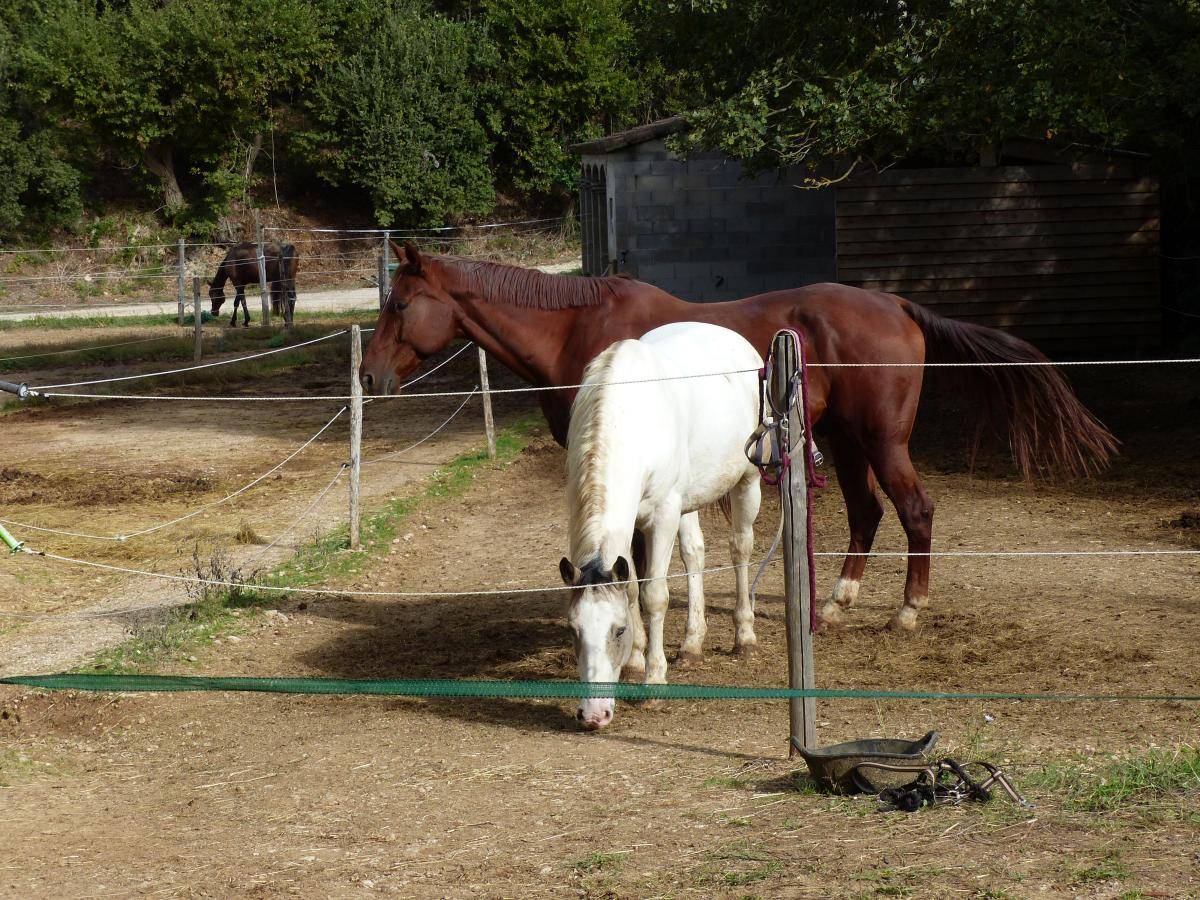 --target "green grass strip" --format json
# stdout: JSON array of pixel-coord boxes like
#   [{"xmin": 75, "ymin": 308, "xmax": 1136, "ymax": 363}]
[{"xmin": 2, "ymin": 674, "xmax": 1199, "ymax": 702}]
